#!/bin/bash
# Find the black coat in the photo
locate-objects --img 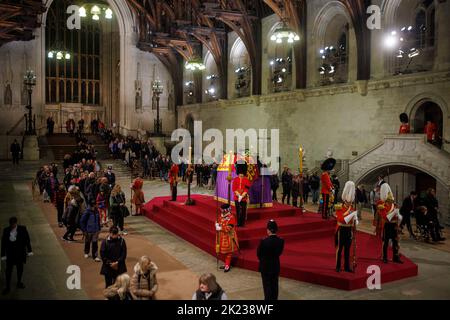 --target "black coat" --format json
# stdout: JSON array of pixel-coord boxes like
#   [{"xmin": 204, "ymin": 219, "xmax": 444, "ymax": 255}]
[
  {"xmin": 100, "ymin": 236, "xmax": 127, "ymax": 276},
  {"xmin": 1, "ymin": 225, "xmax": 32, "ymax": 263},
  {"xmin": 257, "ymin": 235, "xmax": 284, "ymax": 274},
  {"xmin": 400, "ymin": 196, "xmax": 416, "ymax": 217}
]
